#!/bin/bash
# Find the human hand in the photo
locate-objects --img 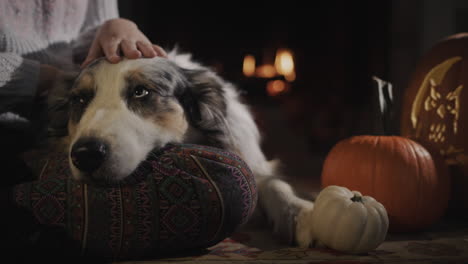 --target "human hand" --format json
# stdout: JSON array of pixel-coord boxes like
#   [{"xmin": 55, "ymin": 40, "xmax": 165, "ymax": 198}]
[{"xmin": 81, "ymin": 18, "xmax": 167, "ymax": 68}]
